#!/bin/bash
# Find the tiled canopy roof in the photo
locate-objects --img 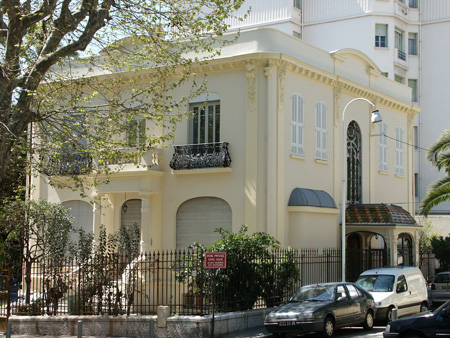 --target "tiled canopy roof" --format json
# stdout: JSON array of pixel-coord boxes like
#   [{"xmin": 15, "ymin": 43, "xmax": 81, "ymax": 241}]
[{"xmin": 345, "ymin": 204, "xmax": 417, "ymax": 225}]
